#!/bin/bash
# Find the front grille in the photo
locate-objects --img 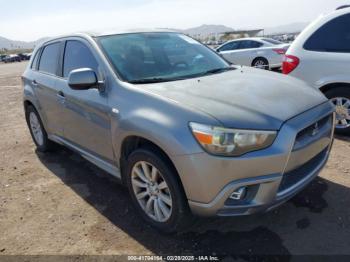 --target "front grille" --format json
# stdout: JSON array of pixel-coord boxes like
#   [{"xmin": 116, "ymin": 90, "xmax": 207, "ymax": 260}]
[
  {"xmin": 293, "ymin": 114, "xmax": 333, "ymax": 151},
  {"xmin": 296, "ymin": 115, "xmax": 331, "ymax": 141},
  {"xmin": 278, "ymin": 148, "xmax": 328, "ymax": 193}
]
